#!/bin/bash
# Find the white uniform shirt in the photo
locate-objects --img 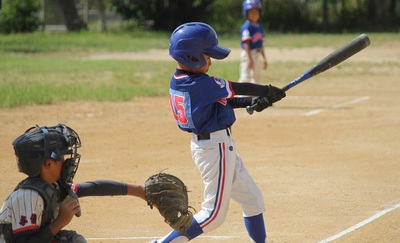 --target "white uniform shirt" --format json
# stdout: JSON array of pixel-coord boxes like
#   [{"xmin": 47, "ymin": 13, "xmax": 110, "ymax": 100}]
[{"xmin": 0, "ymin": 188, "xmax": 46, "ymax": 237}]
